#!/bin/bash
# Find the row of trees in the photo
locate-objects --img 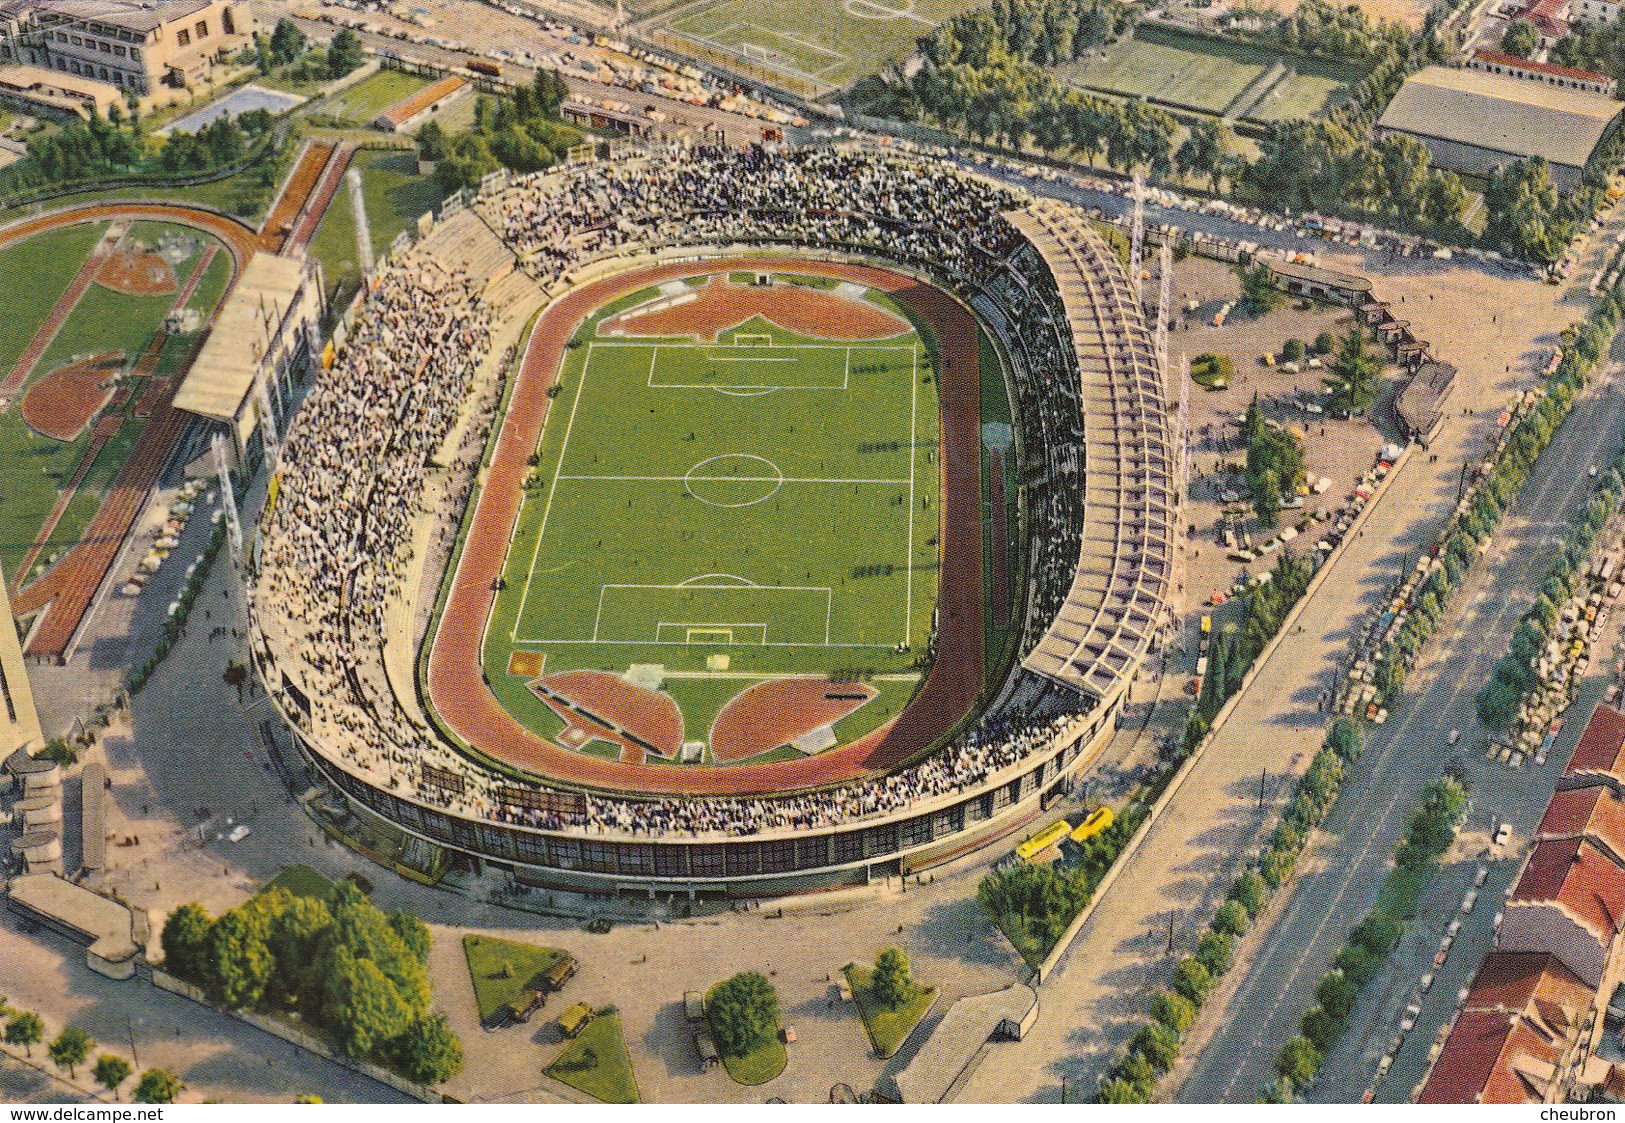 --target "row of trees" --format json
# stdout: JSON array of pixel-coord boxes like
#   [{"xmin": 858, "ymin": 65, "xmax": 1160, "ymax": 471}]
[
  {"xmin": 918, "ymin": 0, "xmax": 1136, "ymax": 71},
  {"xmin": 0, "ymin": 97, "xmax": 277, "ymax": 198},
  {"xmin": 976, "ymin": 802, "xmax": 1147, "ymax": 966},
  {"xmin": 4, "ymin": 1011, "xmax": 180, "ymax": 1102},
  {"xmin": 160, "ymin": 880, "xmax": 463, "ymax": 1085},
  {"xmin": 1189, "ymin": 550, "xmax": 1317, "ymax": 740},
  {"xmin": 1242, "ymin": 395, "xmax": 1306, "ymax": 527},
  {"xmin": 1480, "ymin": 156, "xmax": 1603, "ymax": 265},
  {"xmin": 1096, "ymin": 720, "xmax": 1366, "ymax": 1102},
  {"xmin": 418, "ymin": 67, "xmax": 579, "ymax": 192},
  {"xmin": 1265, "ymin": 775, "xmax": 1467, "ymax": 1098}
]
